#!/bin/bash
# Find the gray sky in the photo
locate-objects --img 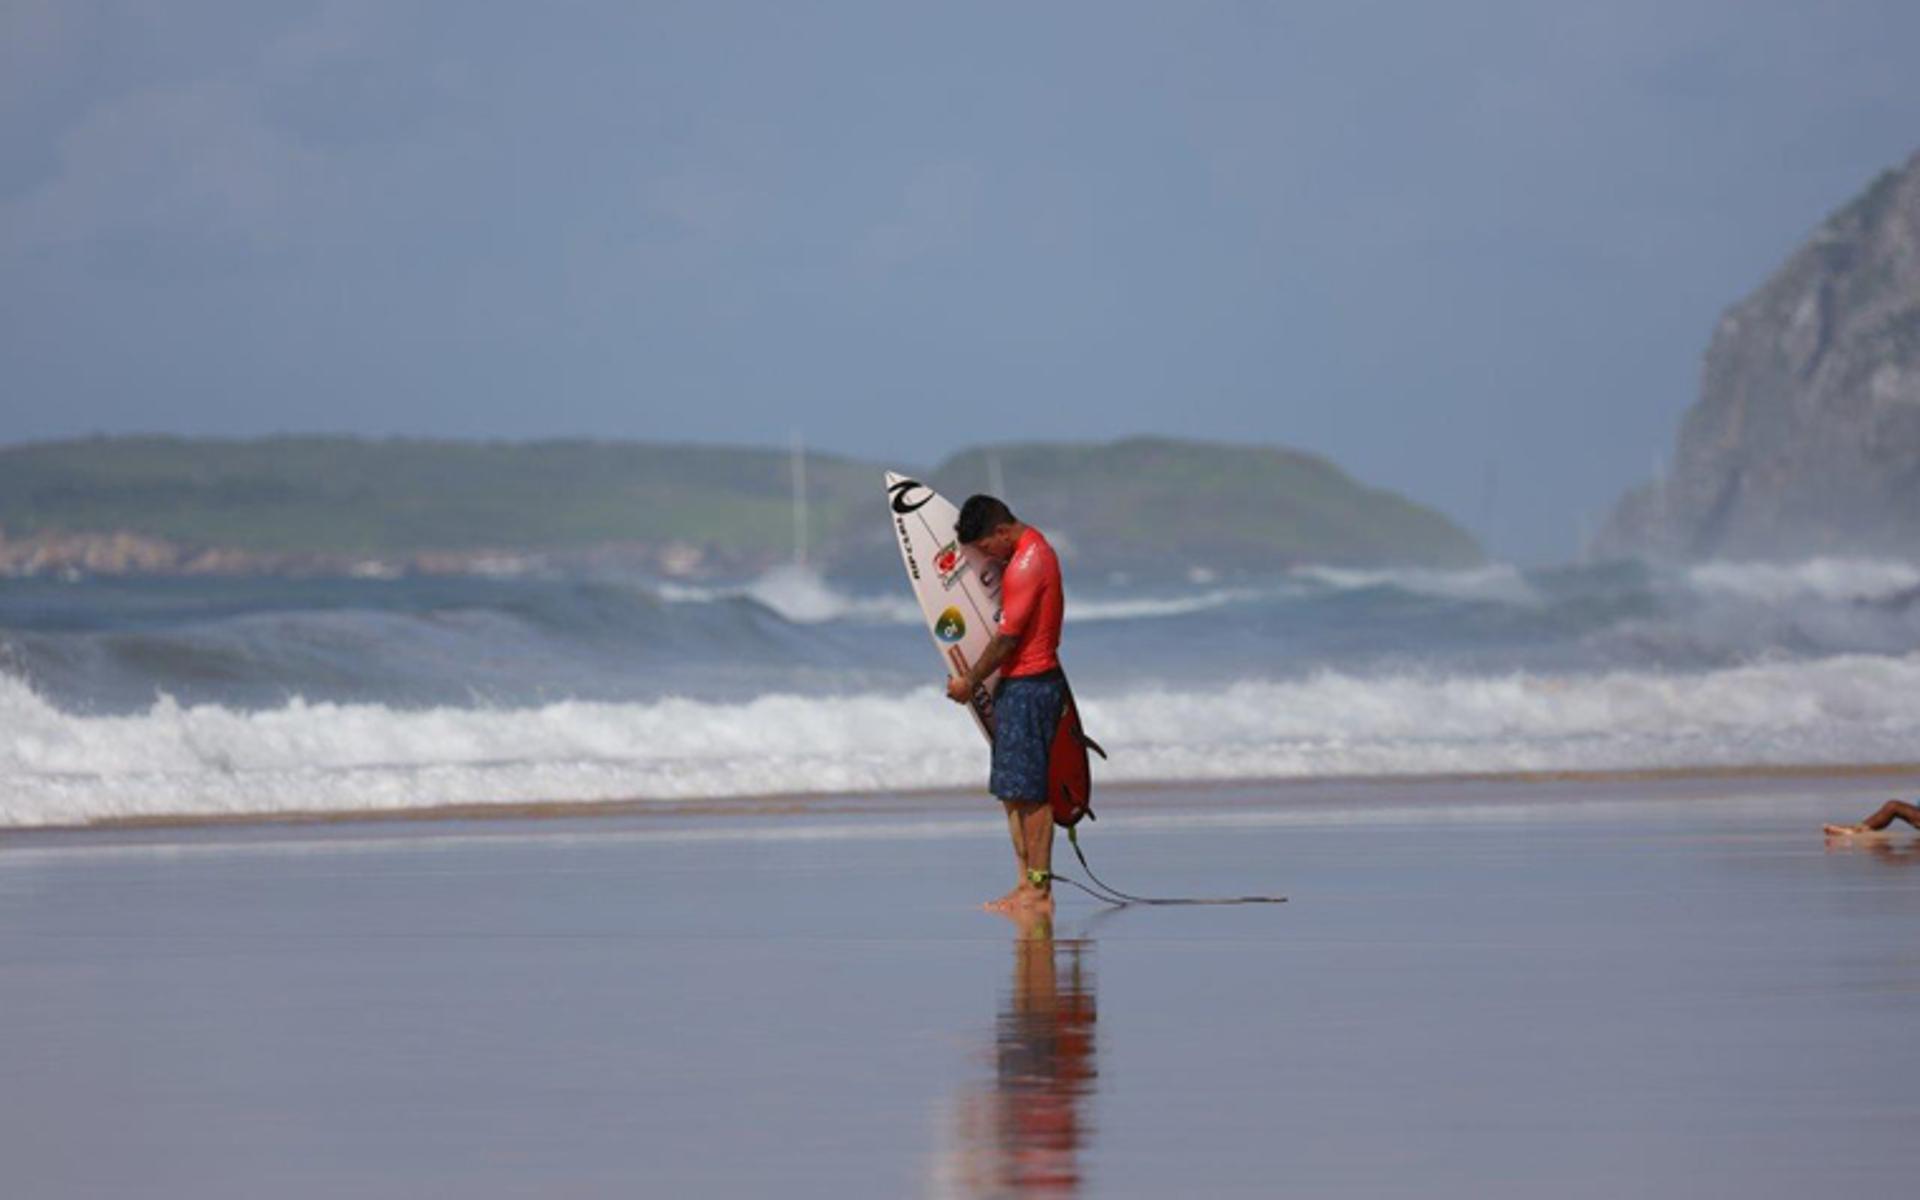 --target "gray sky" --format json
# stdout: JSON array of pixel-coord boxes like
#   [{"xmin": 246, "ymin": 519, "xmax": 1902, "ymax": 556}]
[{"xmin": 5, "ymin": 1, "xmax": 1918, "ymax": 561}]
